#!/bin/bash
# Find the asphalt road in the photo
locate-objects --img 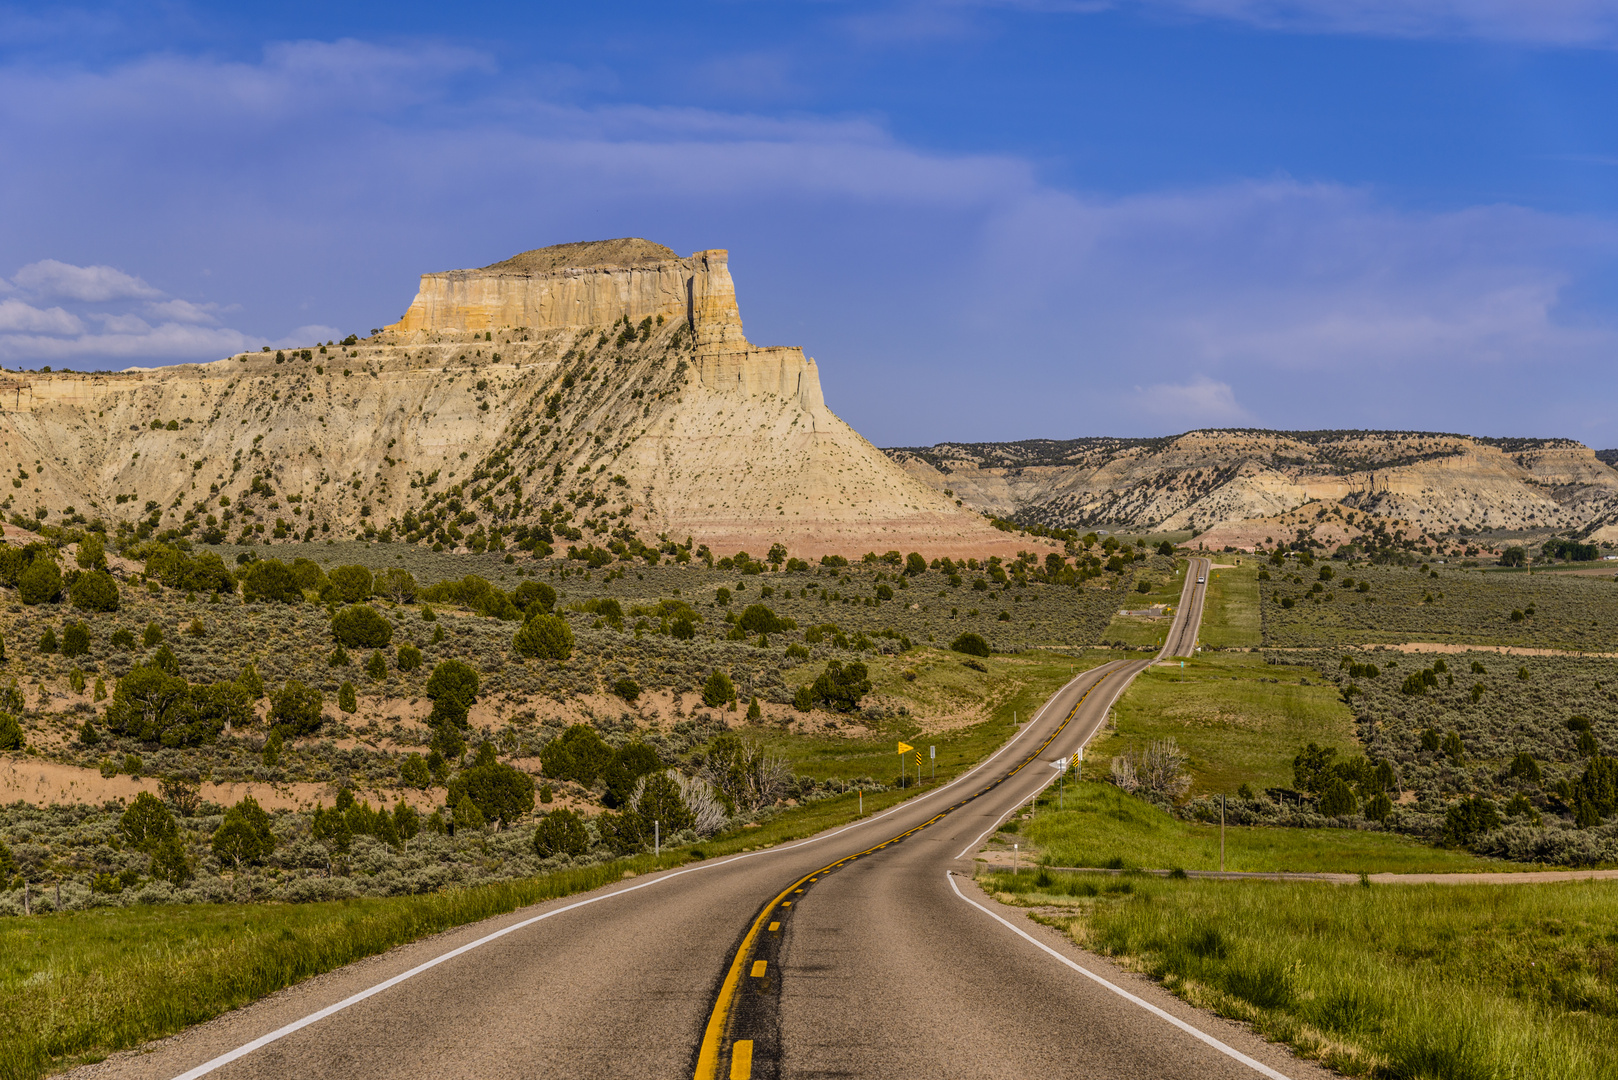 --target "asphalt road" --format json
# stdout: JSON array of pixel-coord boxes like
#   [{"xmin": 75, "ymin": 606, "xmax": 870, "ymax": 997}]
[{"xmin": 86, "ymin": 554, "xmax": 1327, "ymax": 1080}]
